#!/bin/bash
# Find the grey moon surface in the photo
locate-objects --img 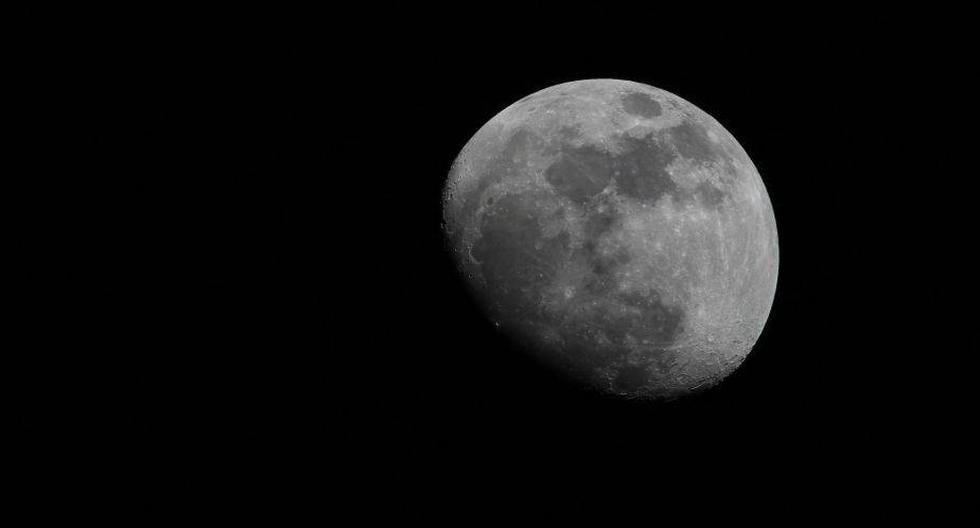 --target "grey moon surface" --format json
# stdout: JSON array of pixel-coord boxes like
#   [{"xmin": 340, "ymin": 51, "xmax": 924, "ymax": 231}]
[{"xmin": 442, "ymin": 79, "xmax": 778, "ymax": 400}]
